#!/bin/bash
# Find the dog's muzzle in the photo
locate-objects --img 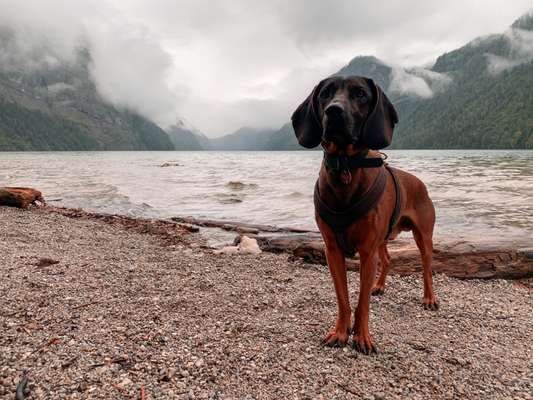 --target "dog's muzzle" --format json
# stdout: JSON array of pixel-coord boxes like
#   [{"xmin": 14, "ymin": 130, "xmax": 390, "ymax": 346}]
[{"xmin": 323, "ymin": 103, "xmax": 357, "ymax": 146}]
